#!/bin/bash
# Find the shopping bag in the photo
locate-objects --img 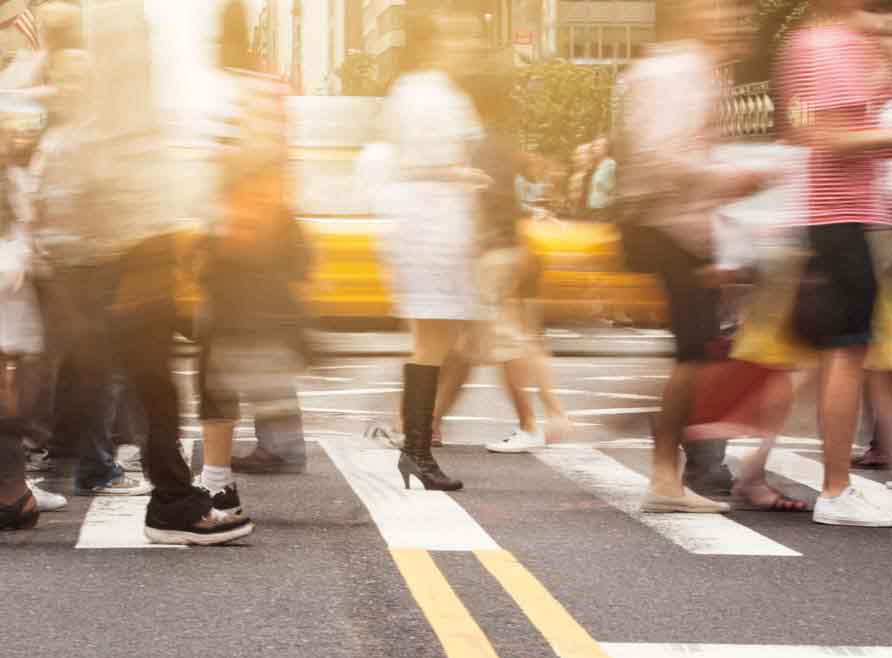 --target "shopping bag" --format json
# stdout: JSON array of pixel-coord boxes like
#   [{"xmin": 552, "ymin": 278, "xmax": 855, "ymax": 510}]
[{"xmin": 685, "ymin": 352, "xmax": 783, "ymax": 441}]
